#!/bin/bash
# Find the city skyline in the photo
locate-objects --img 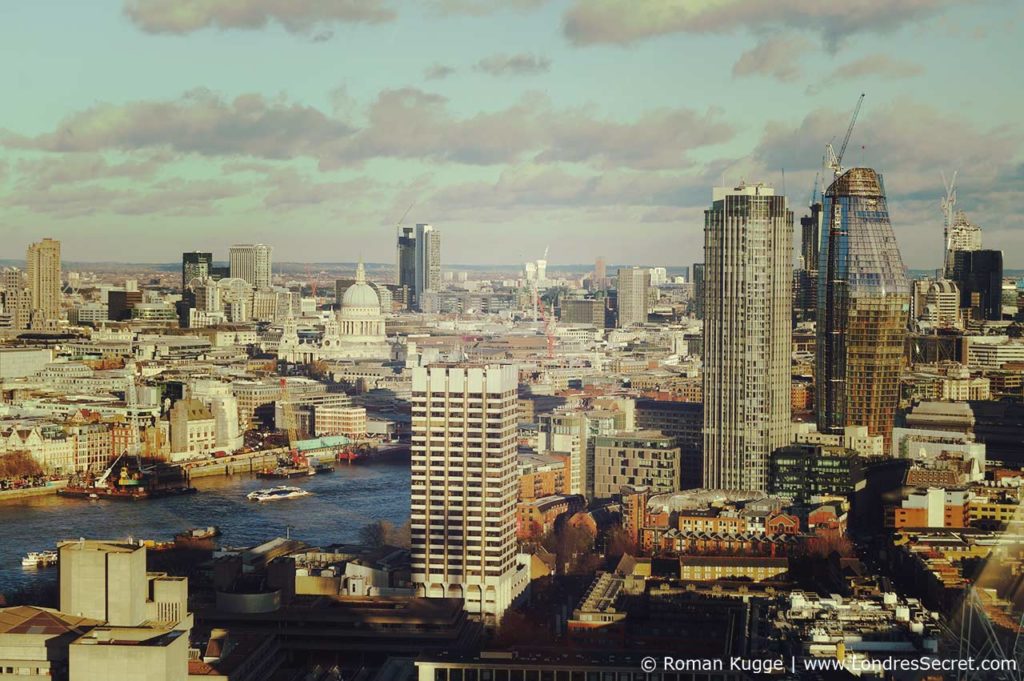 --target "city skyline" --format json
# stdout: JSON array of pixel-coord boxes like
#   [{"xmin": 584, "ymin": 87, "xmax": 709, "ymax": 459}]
[{"xmin": 1, "ymin": 1, "xmax": 1022, "ymax": 267}]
